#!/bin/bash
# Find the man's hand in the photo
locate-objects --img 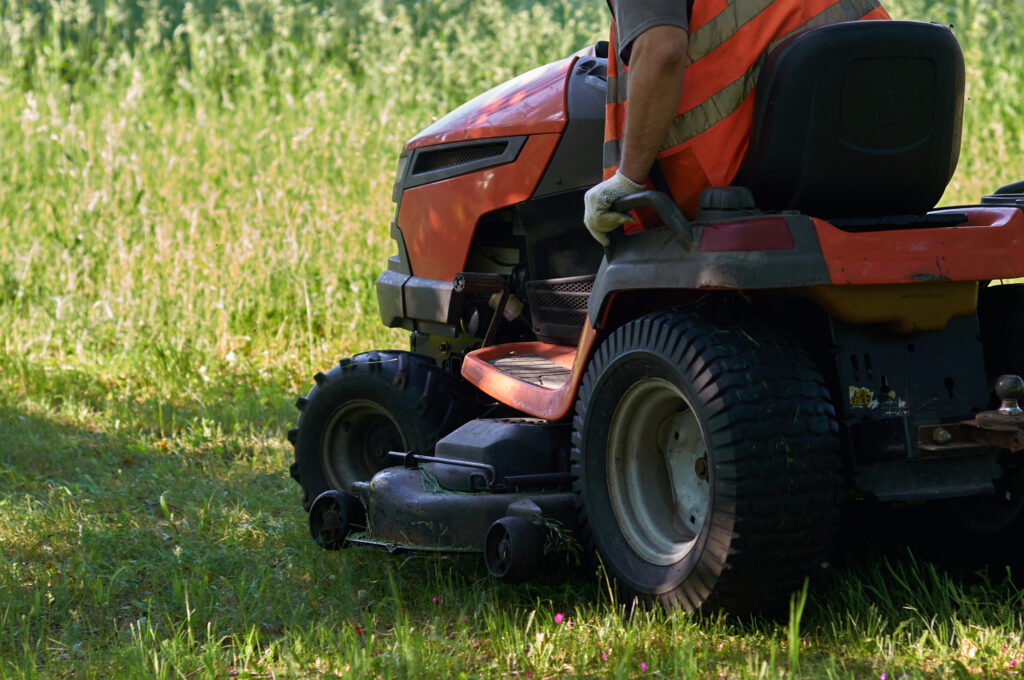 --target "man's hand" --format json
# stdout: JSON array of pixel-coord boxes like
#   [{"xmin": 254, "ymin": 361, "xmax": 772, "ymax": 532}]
[{"xmin": 584, "ymin": 171, "xmax": 645, "ymax": 246}]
